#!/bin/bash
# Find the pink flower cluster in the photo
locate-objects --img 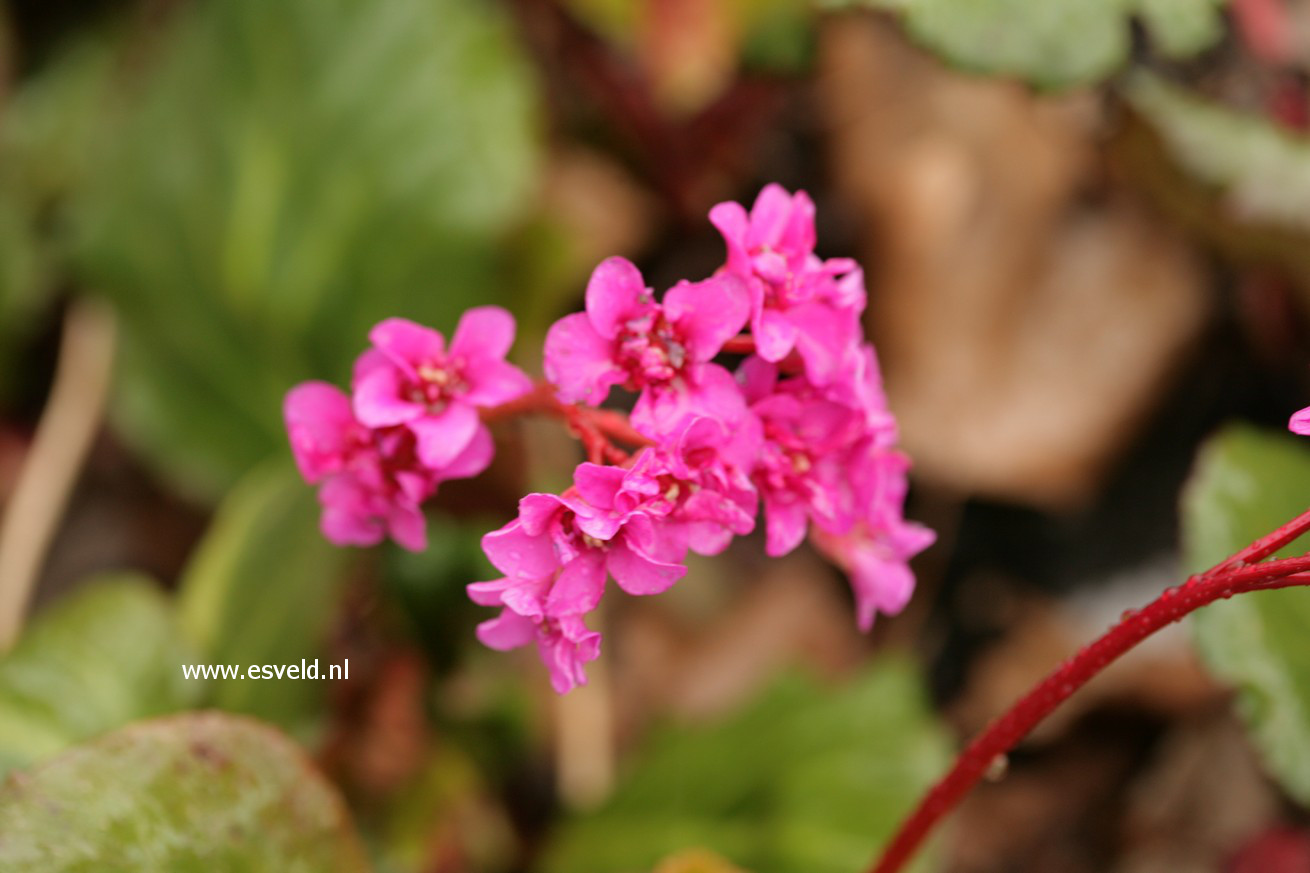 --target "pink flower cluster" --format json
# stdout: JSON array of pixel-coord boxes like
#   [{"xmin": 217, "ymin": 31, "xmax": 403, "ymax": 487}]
[
  {"xmin": 473, "ymin": 185, "xmax": 934, "ymax": 693},
  {"xmin": 285, "ymin": 307, "xmax": 533, "ymax": 551}
]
